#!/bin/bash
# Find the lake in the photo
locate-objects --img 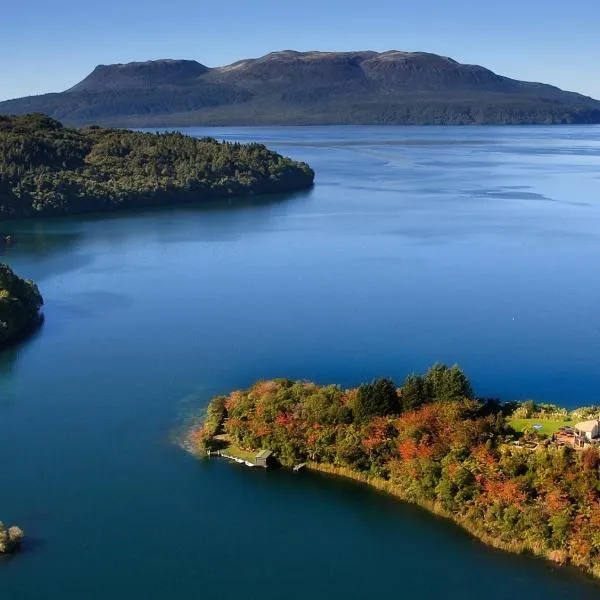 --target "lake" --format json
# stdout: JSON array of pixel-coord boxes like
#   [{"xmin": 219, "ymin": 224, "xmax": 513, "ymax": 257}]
[{"xmin": 1, "ymin": 125, "xmax": 600, "ymax": 598}]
